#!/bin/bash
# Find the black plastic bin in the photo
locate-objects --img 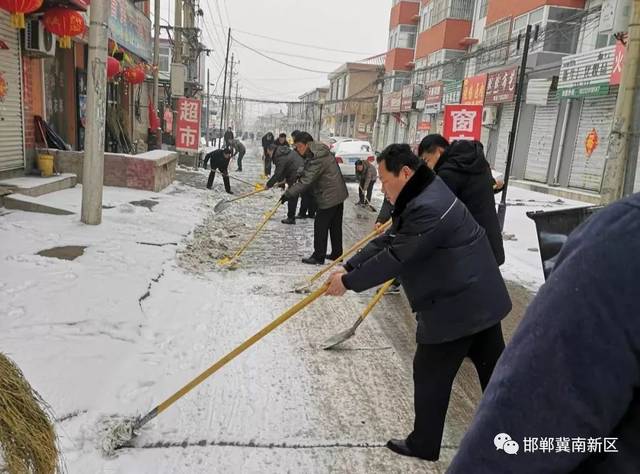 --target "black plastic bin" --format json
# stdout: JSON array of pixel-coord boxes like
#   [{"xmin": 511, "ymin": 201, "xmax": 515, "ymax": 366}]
[{"xmin": 527, "ymin": 205, "xmax": 603, "ymax": 281}]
